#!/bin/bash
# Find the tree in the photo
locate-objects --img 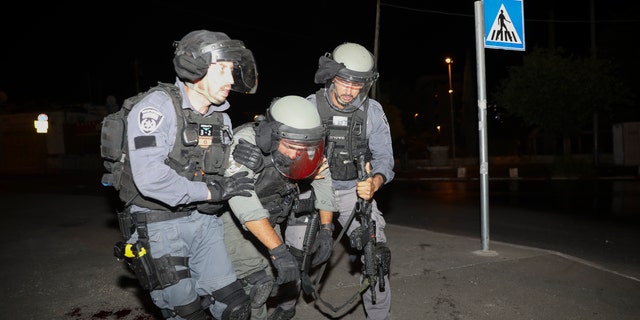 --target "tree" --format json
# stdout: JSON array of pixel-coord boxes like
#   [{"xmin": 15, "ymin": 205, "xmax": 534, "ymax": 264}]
[
  {"xmin": 494, "ymin": 47, "xmax": 630, "ymax": 155},
  {"xmin": 377, "ymin": 91, "xmax": 405, "ymax": 140}
]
